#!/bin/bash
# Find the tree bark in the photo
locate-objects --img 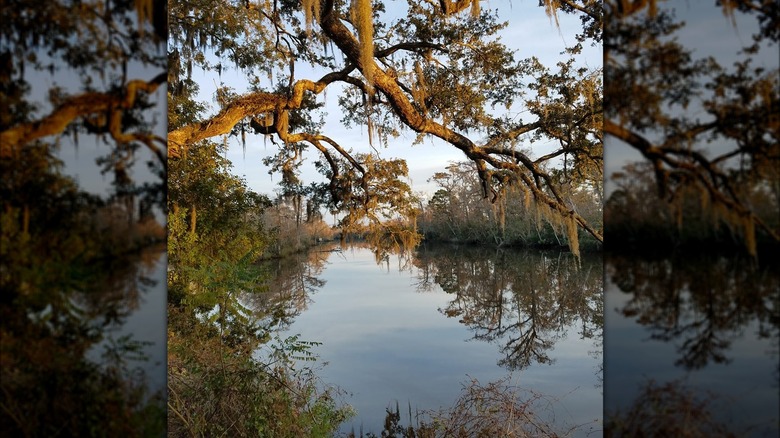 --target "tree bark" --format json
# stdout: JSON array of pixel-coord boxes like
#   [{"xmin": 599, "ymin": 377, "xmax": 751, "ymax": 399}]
[{"xmin": 0, "ymin": 74, "xmax": 166, "ymax": 159}]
